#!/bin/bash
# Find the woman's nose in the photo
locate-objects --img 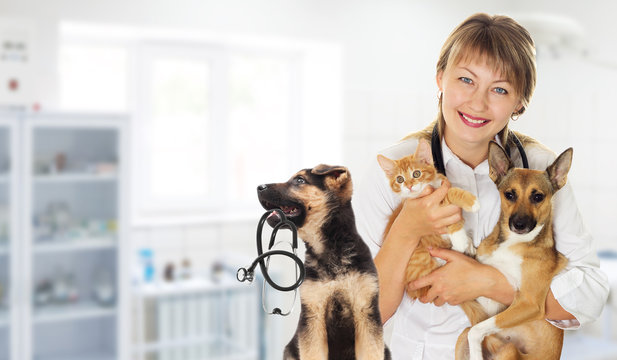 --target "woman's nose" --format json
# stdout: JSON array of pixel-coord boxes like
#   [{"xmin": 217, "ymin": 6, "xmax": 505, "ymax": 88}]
[{"xmin": 468, "ymin": 89, "xmax": 488, "ymax": 112}]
